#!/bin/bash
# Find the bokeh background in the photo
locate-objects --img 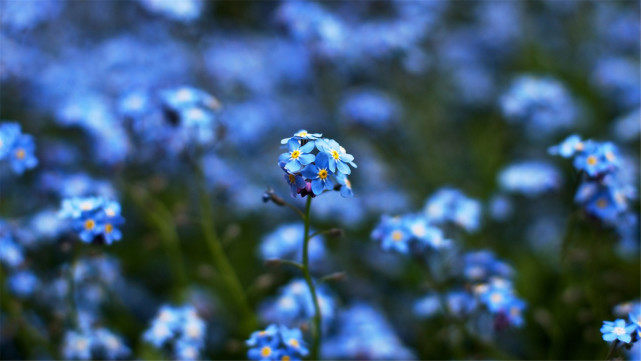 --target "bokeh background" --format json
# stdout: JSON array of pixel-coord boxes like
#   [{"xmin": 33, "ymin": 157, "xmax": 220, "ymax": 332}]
[{"xmin": 1, "ymin": 0, "xmax": 640, "ymax": 360}]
